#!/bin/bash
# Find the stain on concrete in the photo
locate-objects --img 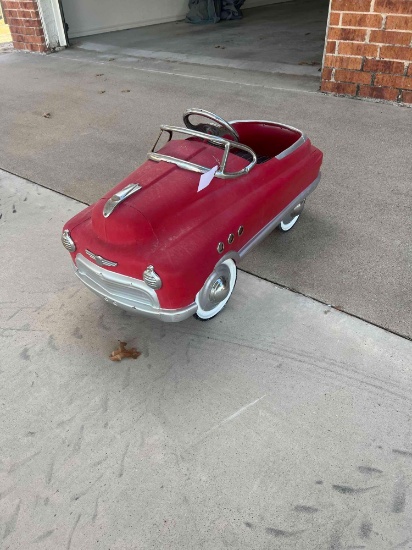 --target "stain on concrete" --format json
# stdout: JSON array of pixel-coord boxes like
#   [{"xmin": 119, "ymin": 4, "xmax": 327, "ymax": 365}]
[
  {"xmin": 393, "ymin": 449, "xmax": 412, "ymax": 458},
  {"xmin": 328, "ymin": 529, "xmax": 342, "ymax": 550},
  {"xmin": 265, "ymin": 528, "xmax": 304, "ymax": 537},
  {"xmin": 294, "ymin": 504, "xmax": 319, "ymax": 513},
  {"xmin": 118, "ymin": 441, "xmax": 130, "ymax": 478},
  {"xmin": 359, "ymin": 520, "xmax": 372, "ymax": 539},
  {"xmin": 3, "ymin": 500, "xmax": 20, "ymax": 539},
  {"xmin": 72, "ymin": 425, "xmax": 84, "ymax": 454},
  {"xmin": 19, "ymin": 347, "xmax": 30, "ymax": 360},
  {"xmin": 72, "ymin": 326, "xmax": 83, "ymax": 339},
  {"xmin": 33, "ymin": 529, "xmax": 54, "ymax": 543},
  {"xmin": 332, "ymin": 485, "xmax": 378, "ymax": 495},
  {"xmin": 47, "ymin": 334, "xmax": 59, "ymax": 350},
  {"xmin": 392, "ymin": 477, "xmax": 406, "ymax": 513},
  {"xmin": 358, "ymin": 466, "xmax": 383, "ymax": 475}
]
